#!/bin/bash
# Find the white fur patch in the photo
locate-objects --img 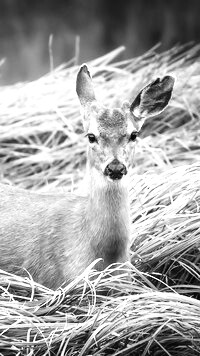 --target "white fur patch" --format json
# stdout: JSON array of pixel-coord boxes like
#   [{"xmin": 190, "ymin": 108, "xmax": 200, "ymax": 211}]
[{"xmin": 88, "ymin": 118, "xmax": 99, "ymax": 136}]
